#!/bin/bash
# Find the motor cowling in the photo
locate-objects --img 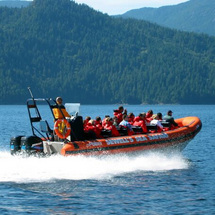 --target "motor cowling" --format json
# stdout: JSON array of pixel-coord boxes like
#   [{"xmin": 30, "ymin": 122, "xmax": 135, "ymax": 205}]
[
  {"xmin": 10, "ymin": 136, "xmax": 24, "ymax": 155},
  {"xmin": 21, "ymin": 136, "xmax": 43, "ymax": 155}
]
